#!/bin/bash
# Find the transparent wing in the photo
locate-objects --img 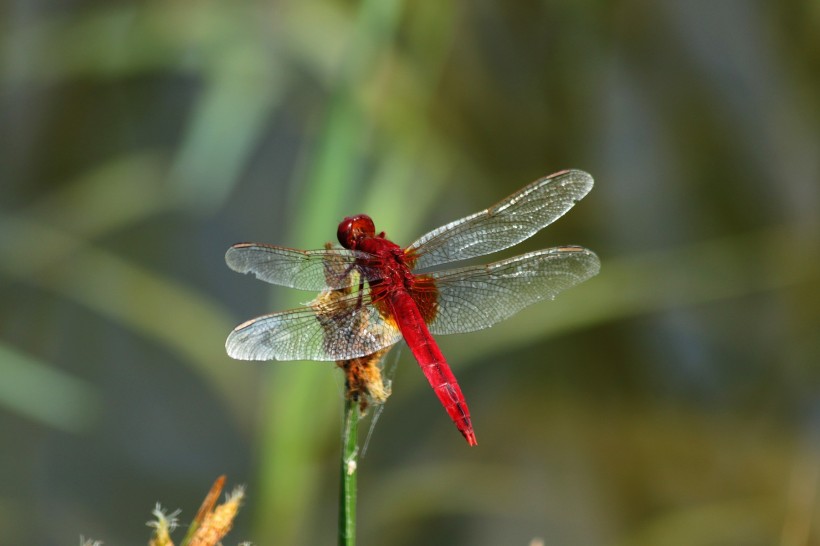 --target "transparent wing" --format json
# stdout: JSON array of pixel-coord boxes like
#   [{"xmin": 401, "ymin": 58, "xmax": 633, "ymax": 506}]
[
  {"xmin": 426, "ymin": 246, "xmax": 600, "ymax": 335},
  {"xmin": 226, "ymin": 243, "xmax": 379, "ymax": 291},
  {"xmin": 226, "ymin": 290, "xmax": 403, "ymax": 361},
  {"xmin": 406, "ymin": 170, "xmax": 593, "ymax": 270}
]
